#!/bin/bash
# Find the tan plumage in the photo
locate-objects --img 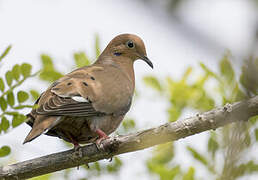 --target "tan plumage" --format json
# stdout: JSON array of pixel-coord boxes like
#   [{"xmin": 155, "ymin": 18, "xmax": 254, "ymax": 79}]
[{"xmin": 24, "ymin": 34, "xmax": 153, "ymax": 147}]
